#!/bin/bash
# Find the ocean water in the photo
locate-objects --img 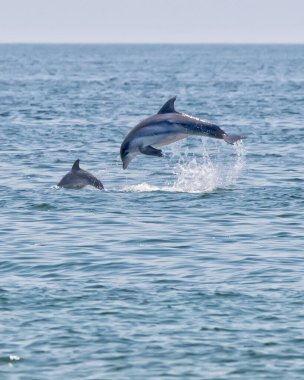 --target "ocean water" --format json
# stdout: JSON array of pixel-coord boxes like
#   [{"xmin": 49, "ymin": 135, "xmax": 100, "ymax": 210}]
[{"xmin": 0, "ymin": 44, "xmax": 303, "ymax": 379}]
